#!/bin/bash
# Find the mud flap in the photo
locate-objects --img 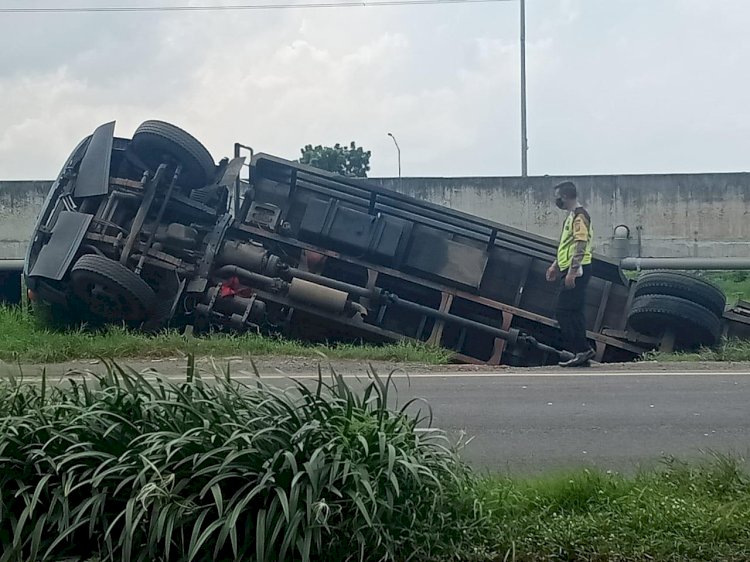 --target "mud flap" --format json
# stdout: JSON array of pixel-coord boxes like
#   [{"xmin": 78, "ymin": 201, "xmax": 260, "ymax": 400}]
[
  {"xmin": 74, "ymin": 121, "xmax": 115, "ymax": 198},
  {"xmin": 28, "ymin": 211, "xmax": 93, "ymax": 281}
]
